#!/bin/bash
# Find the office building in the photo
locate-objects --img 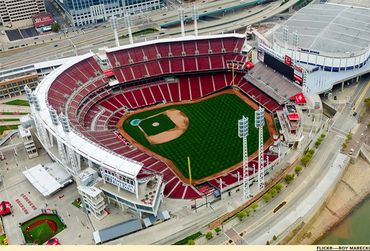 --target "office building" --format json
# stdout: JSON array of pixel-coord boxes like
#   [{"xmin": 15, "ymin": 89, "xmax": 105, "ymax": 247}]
[
  {"xmin": 0, "ymin": 0, "xmax": 46, "ymax": 27},
  {"xmin": 59, "ymin": 0, "xmax": 163, "ymax": 27}
]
